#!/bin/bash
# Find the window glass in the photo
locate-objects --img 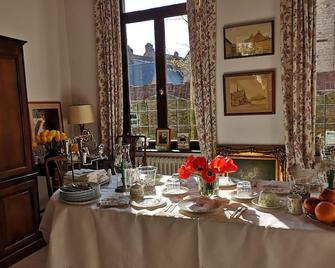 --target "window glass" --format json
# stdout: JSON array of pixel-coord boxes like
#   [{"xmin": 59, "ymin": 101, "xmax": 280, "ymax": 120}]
[
  {"xmin": 315, "ymin": 0, "xmax": 335, "ymax": 145},
  {"xmin": 165, "ymin": 15, "xmax": 197, "ymax": 140},
  {"xmin": 126, "ymin": 21, "xmax": 158, "ymax": 140},
  {"xmin": 124, "ymin": 0, "xmax": 186, "ymax": 13}
]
